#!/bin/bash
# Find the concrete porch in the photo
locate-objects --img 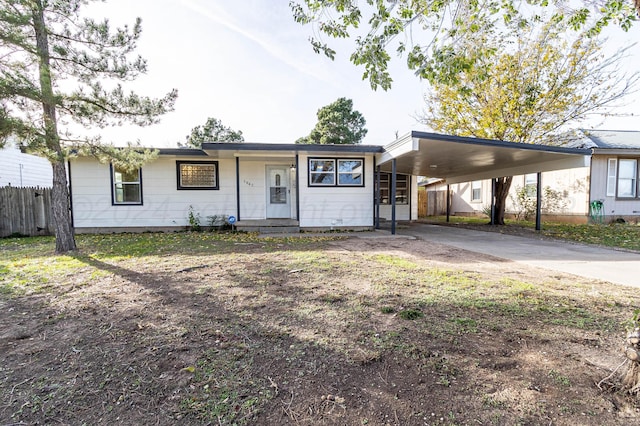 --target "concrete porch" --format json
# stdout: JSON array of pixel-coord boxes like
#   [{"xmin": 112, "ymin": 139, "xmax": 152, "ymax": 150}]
[{"xmin": 235, "ymin": 219, "xmax": 300, "ymax": 234}]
